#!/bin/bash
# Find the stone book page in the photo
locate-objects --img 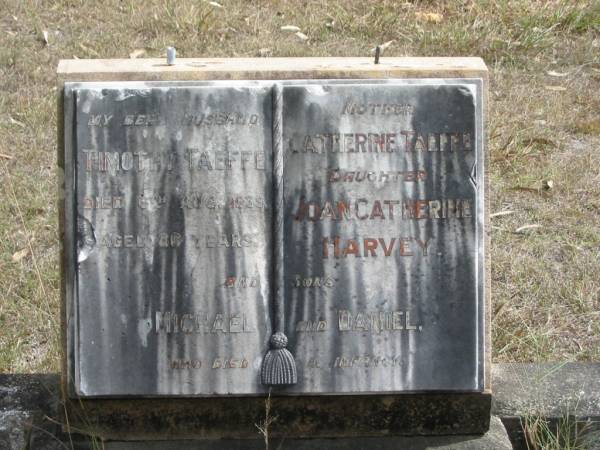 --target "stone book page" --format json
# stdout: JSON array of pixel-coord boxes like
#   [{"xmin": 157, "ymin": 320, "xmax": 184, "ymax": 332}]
[
  {"xmin": 66, "ymin": 83, "xmax": 273, "ymax": 396},
  {"xmin": 281, "ymin": 80, "xmax": 485, "ymax": 393}
]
